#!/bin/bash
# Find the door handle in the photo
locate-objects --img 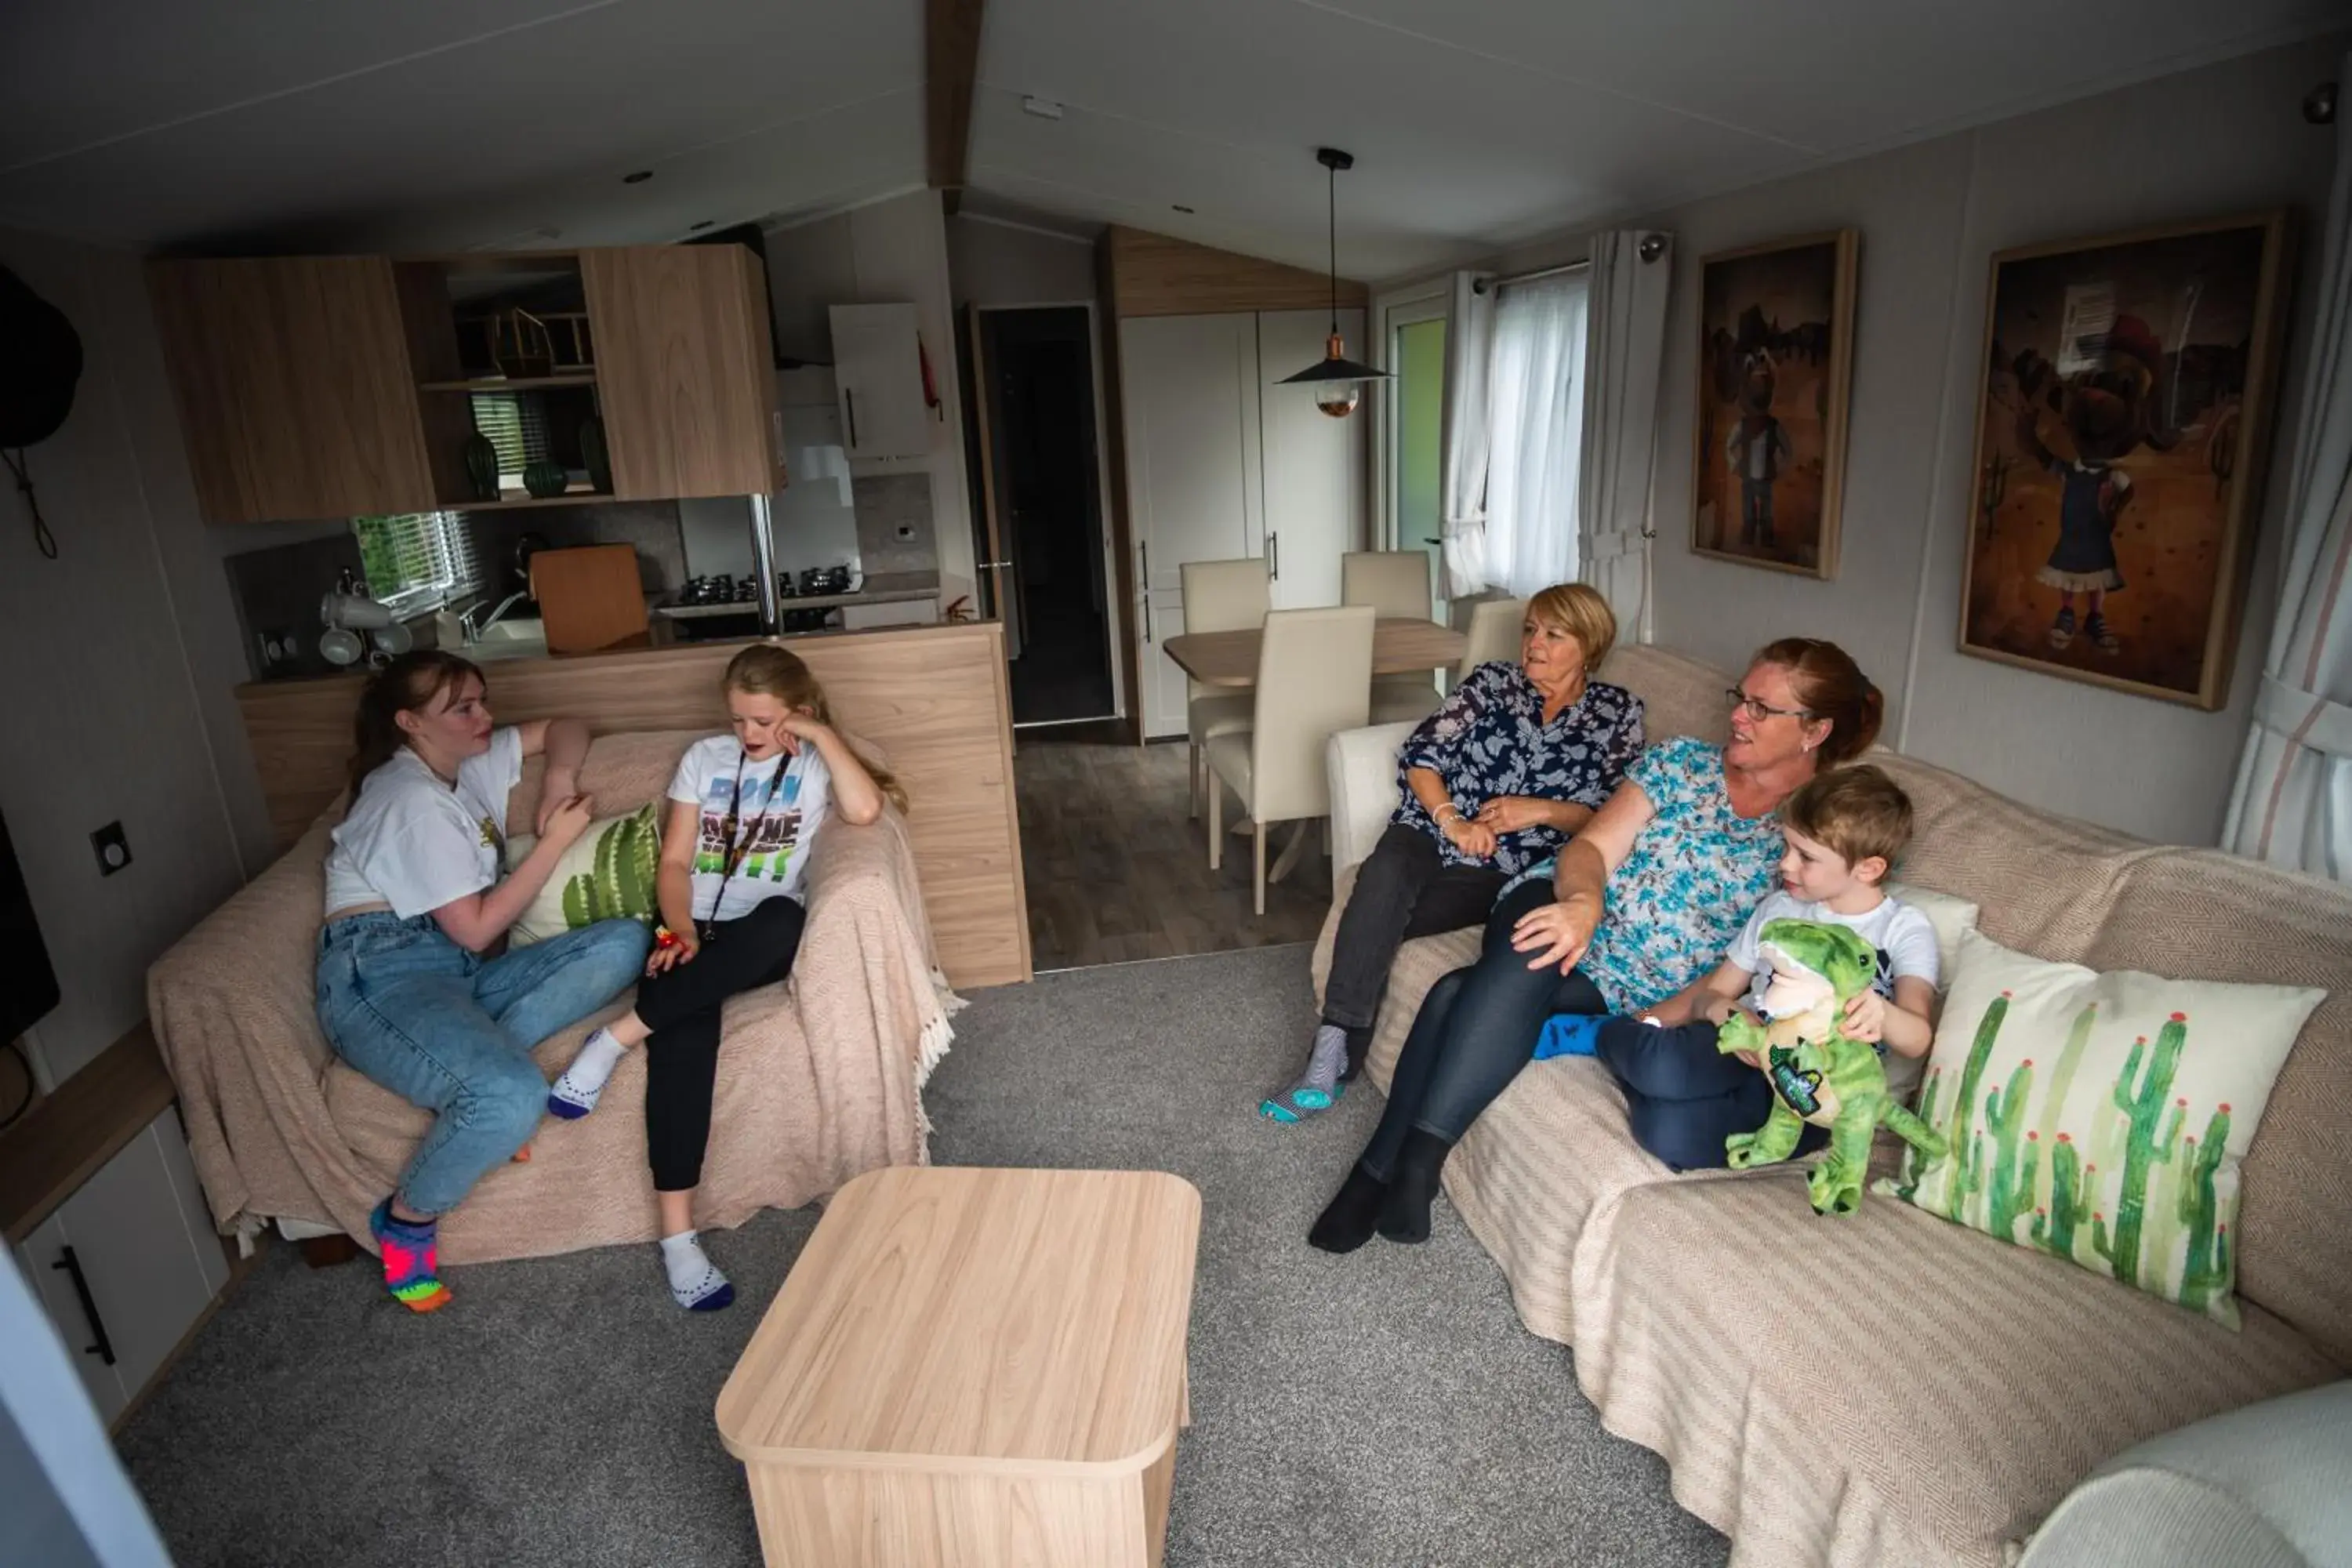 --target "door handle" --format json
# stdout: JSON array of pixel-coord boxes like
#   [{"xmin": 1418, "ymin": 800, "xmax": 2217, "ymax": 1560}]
[
  {"xmin": 53, "ymin": 1247, "xmax": 116, "ymax": 1366},
  {"xmin": 1268, "ymin": 531, "xmax": 1279, "ymax": 580},
  {"xmin": 1140, "ymin": 541, "xmax": 1152, "ymax": 642},
  {"xmin": 844, "ymin": 387, "xmax": 860, "ymax": 450},
  {"xmin": 978, "ymin": 560, "xmax": 1013, "ymax": 570}
]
